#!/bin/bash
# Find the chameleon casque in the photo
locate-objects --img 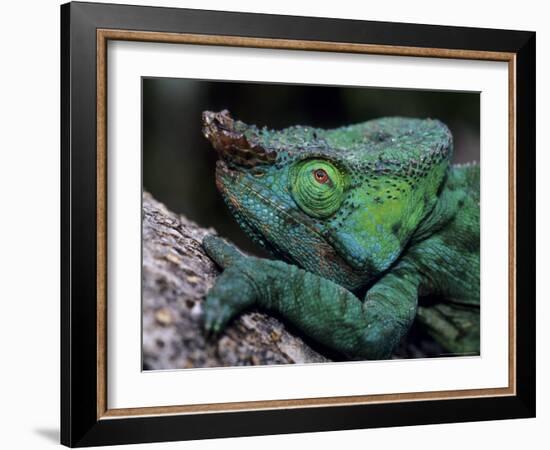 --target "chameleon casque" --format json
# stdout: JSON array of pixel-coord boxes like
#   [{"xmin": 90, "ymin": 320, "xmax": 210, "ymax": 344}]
[{"xmin": 200, "ymin": 109, "xmax": 480, "ymax": 360}]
